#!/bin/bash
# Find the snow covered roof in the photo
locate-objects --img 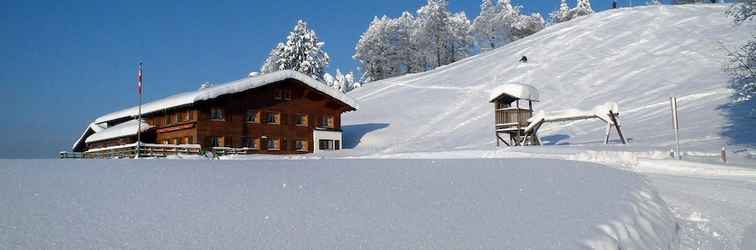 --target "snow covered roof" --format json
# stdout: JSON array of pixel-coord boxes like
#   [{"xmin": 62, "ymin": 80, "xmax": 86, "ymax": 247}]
[
  {"xmin": 71, "ymin": 123, "xmax": 108, "ymax": 151},
  {"xmin": 85, "ymin": 119, "xmax": 153, "ymax": 144},
  {"xmin": 94, "ymin": 70, "xmax": 359, "ymax": 124},
  {"xmin": 489, "ymin": 83, "xmax": 540, "ymax": 103}
]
